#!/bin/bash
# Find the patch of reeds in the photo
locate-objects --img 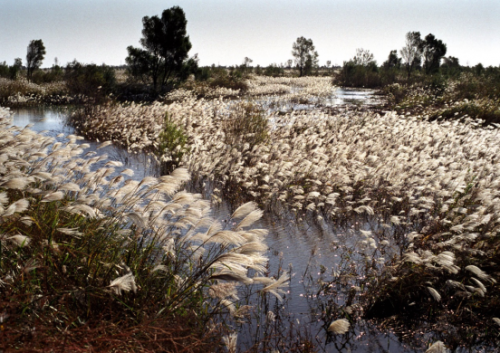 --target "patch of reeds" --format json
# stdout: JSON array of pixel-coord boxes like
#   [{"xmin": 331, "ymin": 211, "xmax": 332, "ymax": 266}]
[
  {"xmin": 68, "ymin": 76, "xmax": 500, "ymax": 347},
  {"xmin": 0, "ymin": 78, "xmax": 69, "ymax": 106},
  {"xmin": 0, "ymin": 107, "xmax": 292, "ymax": 351}
]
